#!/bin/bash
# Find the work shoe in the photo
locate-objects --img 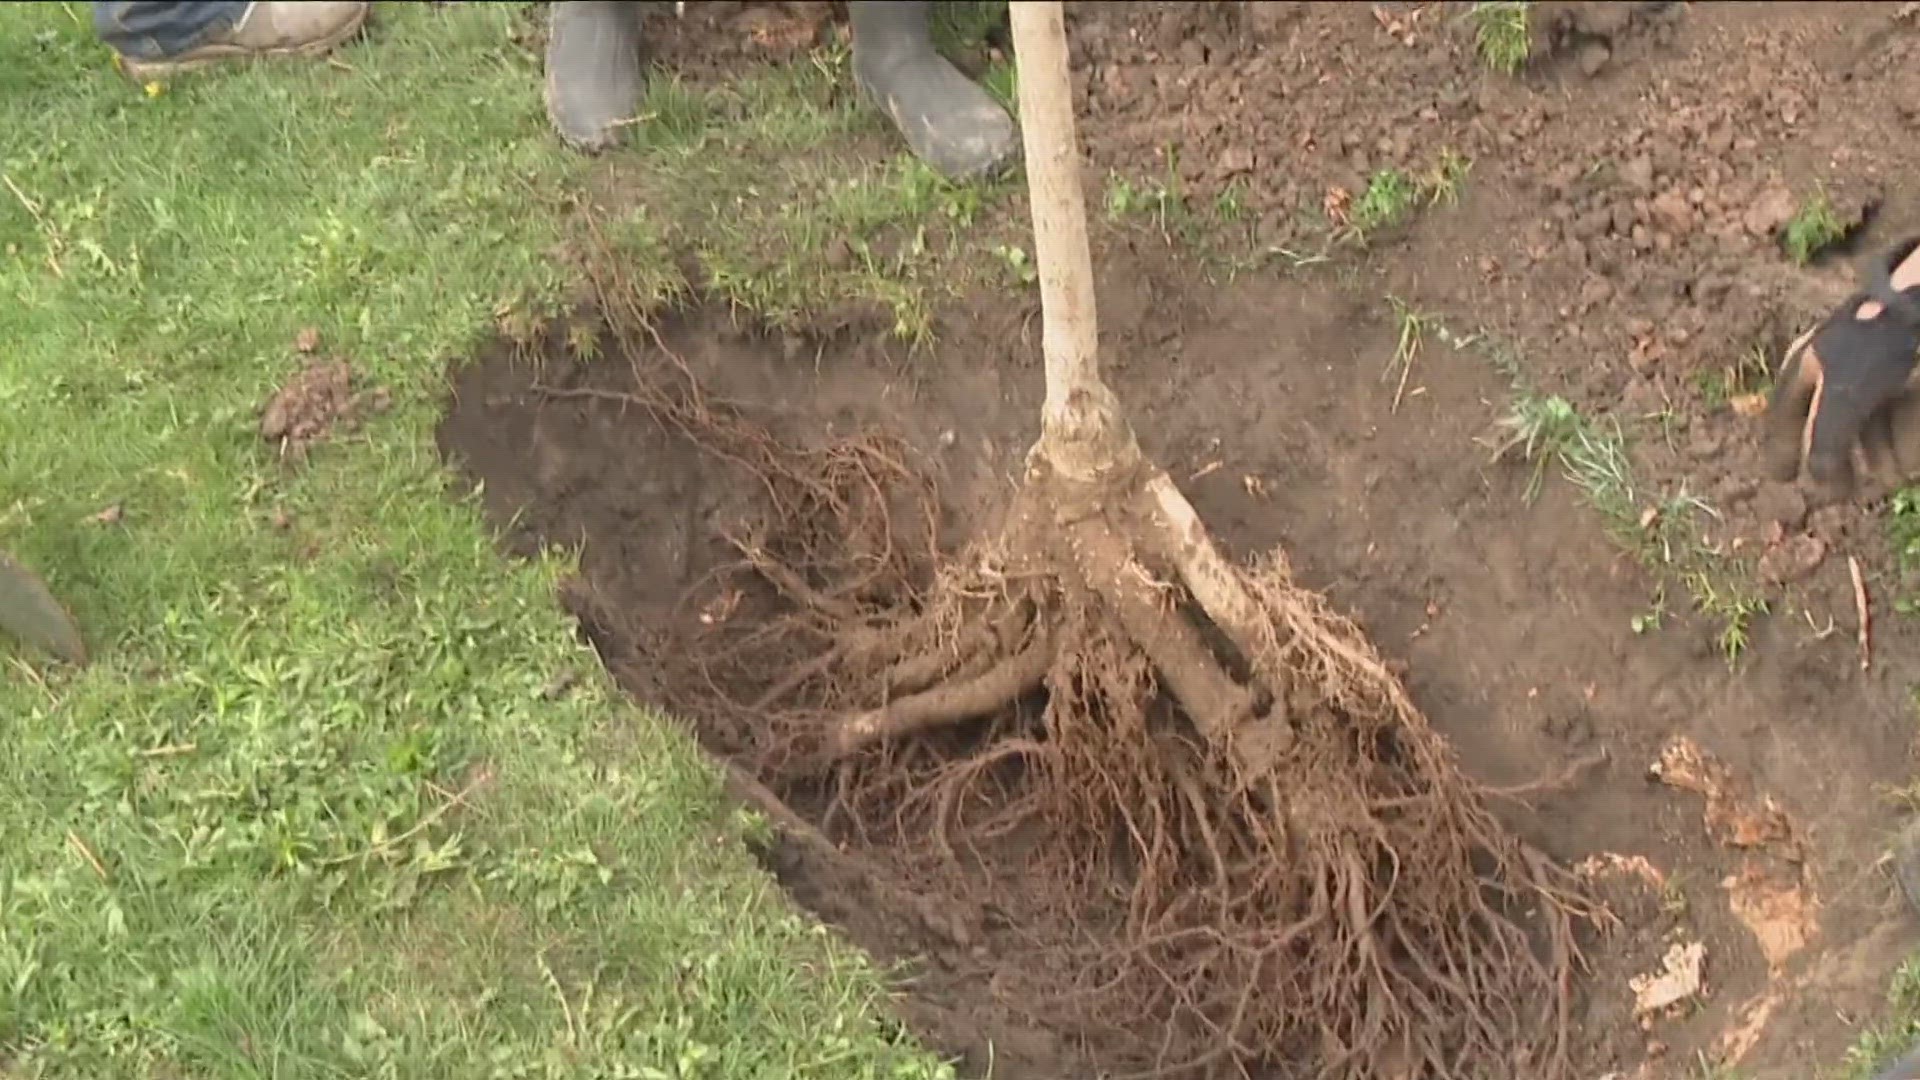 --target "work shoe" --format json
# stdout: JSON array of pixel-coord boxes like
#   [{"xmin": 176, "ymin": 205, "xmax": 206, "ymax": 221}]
[
  {"xmin": 115, "ymin": 2, "xmax": 370, "ymax": 80},
  {"xmin": 849, "ymin": 0, "xmax": 1018, "ymax": 181},
  {"xmin": 545, "ymin": 1, "xmax": 646, "ymax": 153}
]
